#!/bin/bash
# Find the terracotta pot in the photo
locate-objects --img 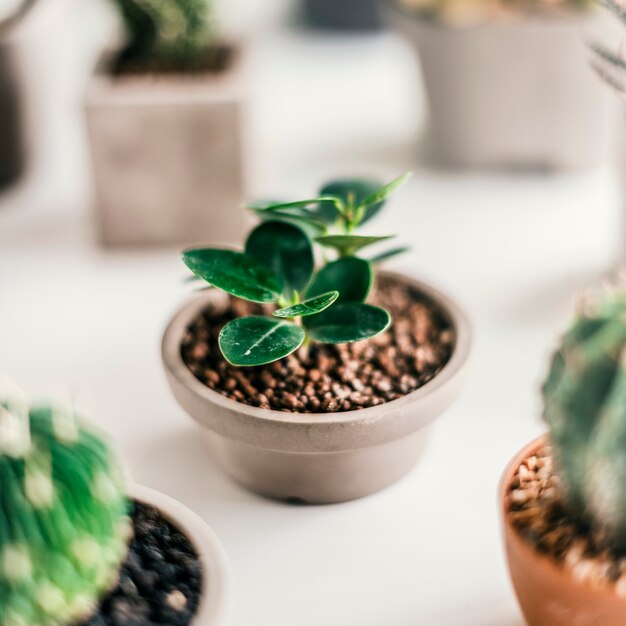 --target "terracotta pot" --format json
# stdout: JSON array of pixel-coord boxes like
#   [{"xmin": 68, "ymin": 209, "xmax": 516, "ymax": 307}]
[
  {"xmin": 500, "ymin": 437, "xmax": 626, "ymax": 626},
  {"xmin": 131, "ymin": 484, "xmax": 232, "ymax": 626},
  {"xmin": 162, "ymin": 271, "xmax": 472, "ymax": 504},
  {"xmin": 85, "ymin": 46, "xmax": 251, "ymax": 247},
  {"xmin": 384, "ymin": 4, "xmax": 612, "ymax": 170}
]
